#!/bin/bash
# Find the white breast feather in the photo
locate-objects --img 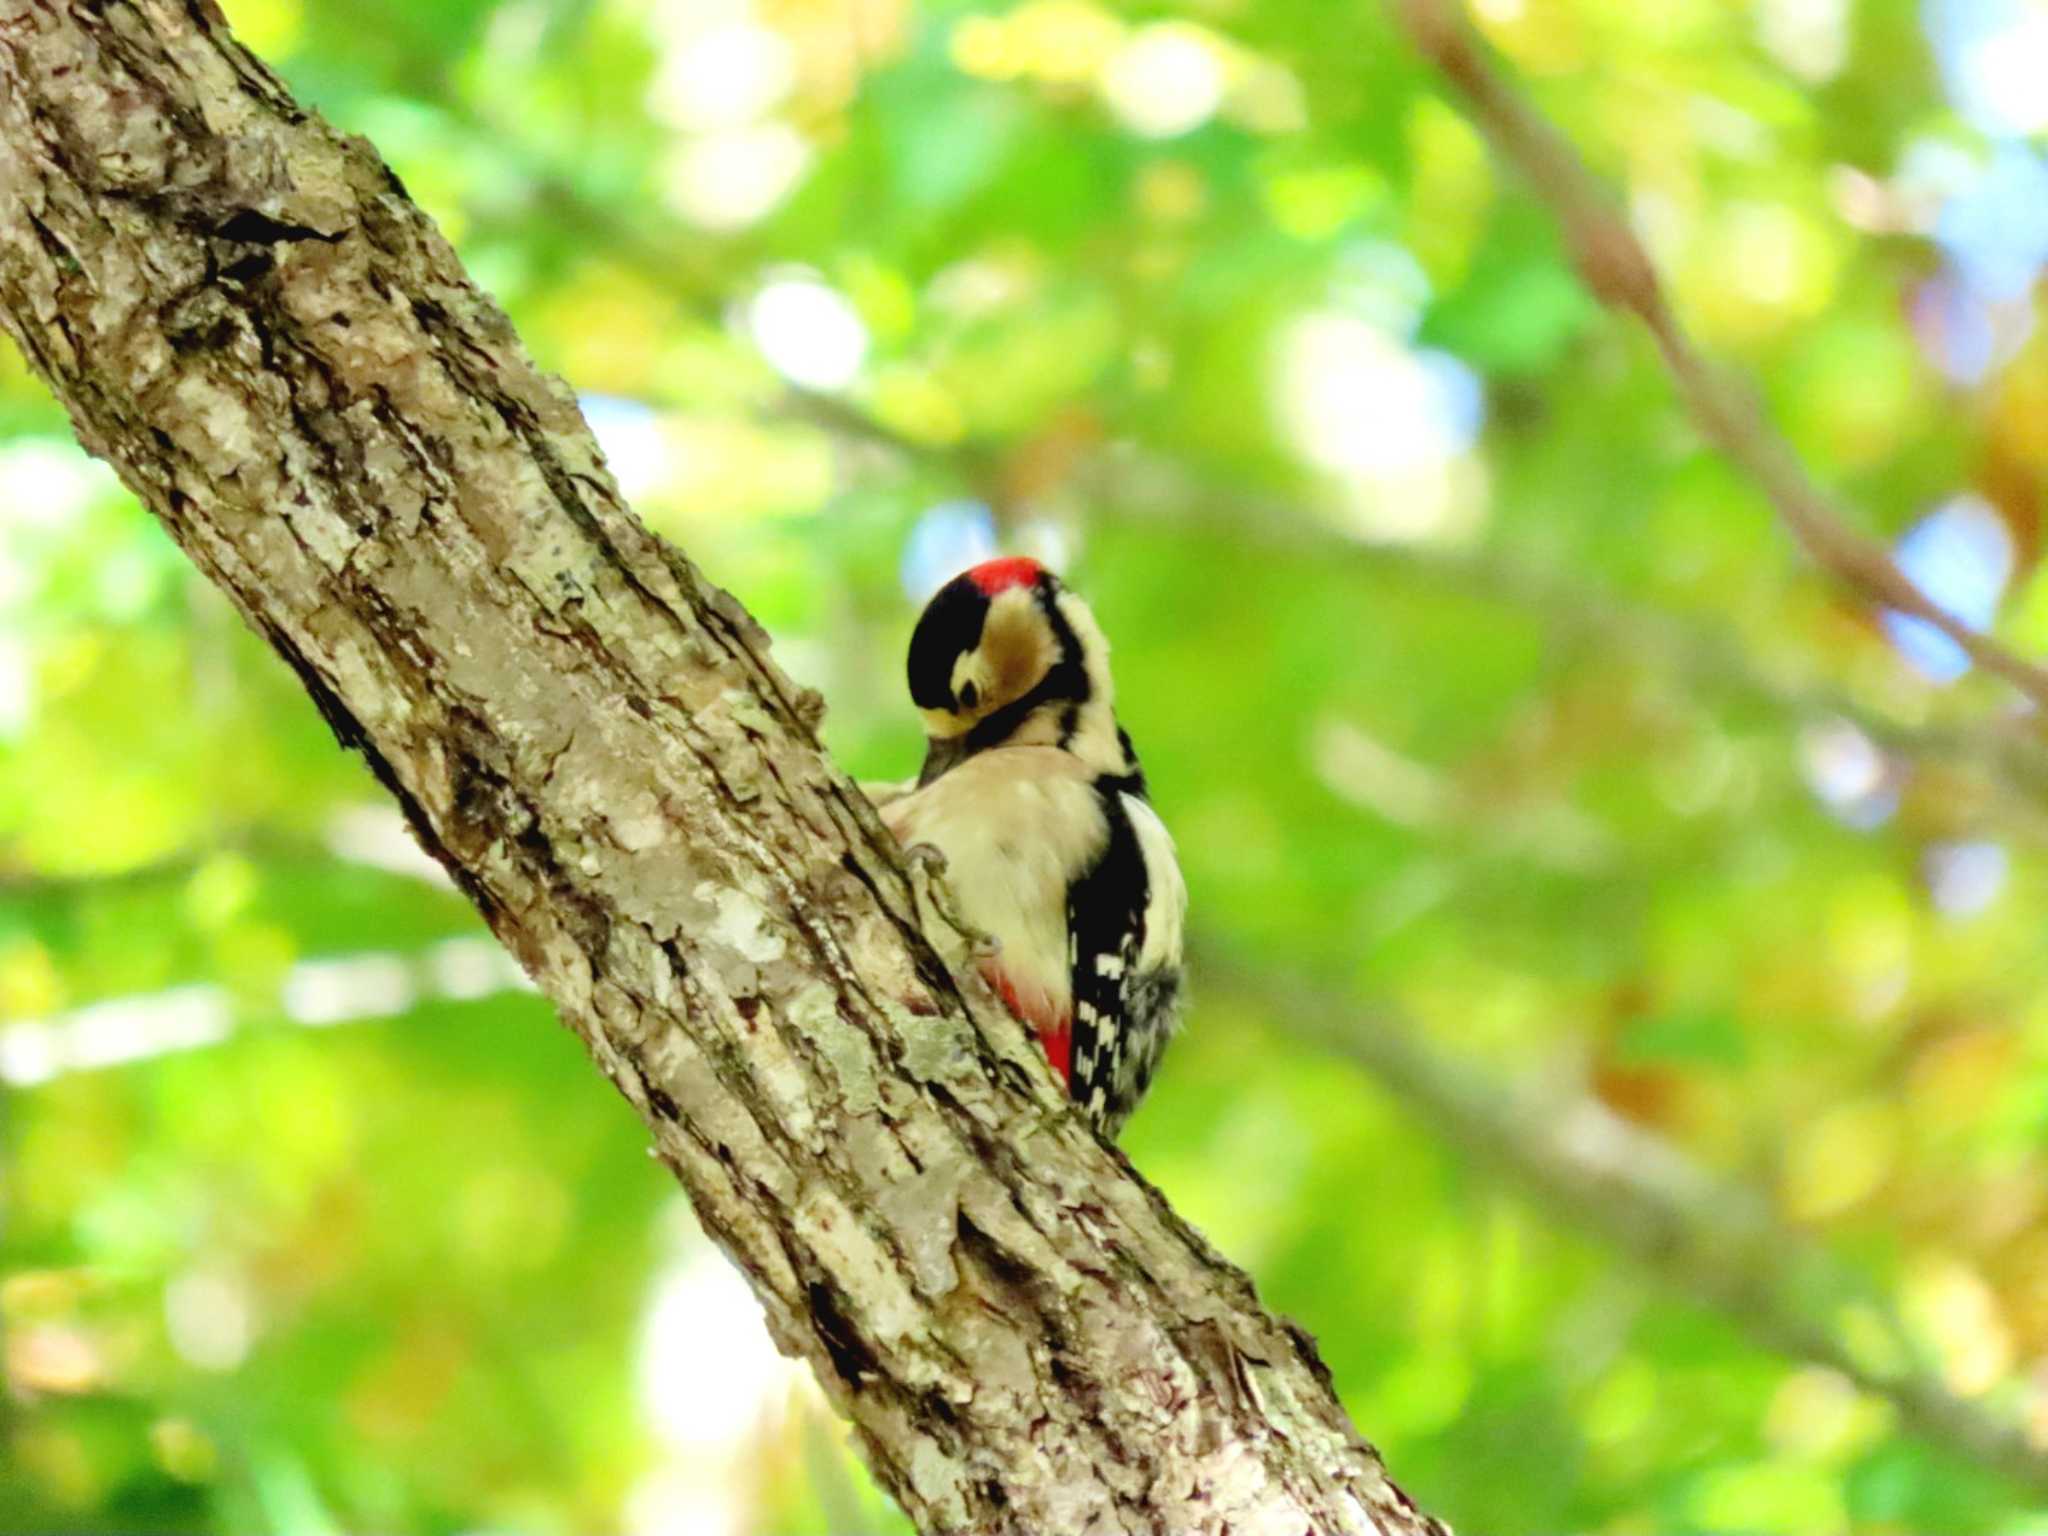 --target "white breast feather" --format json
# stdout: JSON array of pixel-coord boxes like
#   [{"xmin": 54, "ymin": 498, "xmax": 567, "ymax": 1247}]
[{"xmin": 881, "ymin": 747, "xmax": 1108, "ymax": 1025}]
